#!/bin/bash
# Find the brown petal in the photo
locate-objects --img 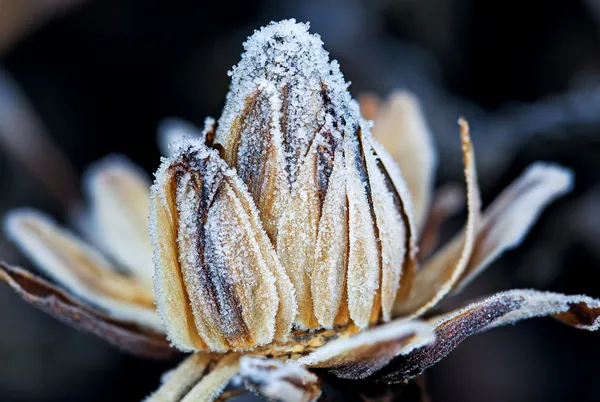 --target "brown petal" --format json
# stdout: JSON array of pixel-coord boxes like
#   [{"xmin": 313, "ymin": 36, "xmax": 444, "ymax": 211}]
[
  {"xmin": 393, "ymin": 118, "xmax": 481, "ymax": 318},
  {"xmin": 145, "ymin": 354, "xmax": 215, "ymax": 402},
  {"xmin": 151, "ymin": 140, "xmax": 295, "ymax": 351},
  {"xmin": 378, "ymin": 289, "xmax": 600, "ymax": 383},
  {"xmin": 296, "ymin": 319, "xmax": 435, "ymax": 380},
  {"xmin": 311, "ymin": 150, "xmax": 349, "ymax": 328},
  {"xmin": 370, "ymin": 92, "xmax": 437, "ymax": 234},
  {"xmin": 4, "ymin": 210, "xmax": 162, "ymax": 332},
  {"xmin": 453, "ymin": 163, "xmax": 573, "ymax": 293},
  {"xmin": 147, "ymin": 354, "xmax": 240, "ymax": 402},
  {"xmin": 344, "ymin": 130, "xmax": 381, "ymax": 328},
  {"xmin": 239, "ymin": 356, "xmax": 322, "ymax": 402},
  {"xmin": 0, "ymin": 263, "xmax": 175, "ymax": 359},
  {"xmin": 85, "ymin": 156, "xmax": 155, "ymax": 286},
  {"xmin": 363, "ymin": 133, "xmax": 407, "ymax": 322}
]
